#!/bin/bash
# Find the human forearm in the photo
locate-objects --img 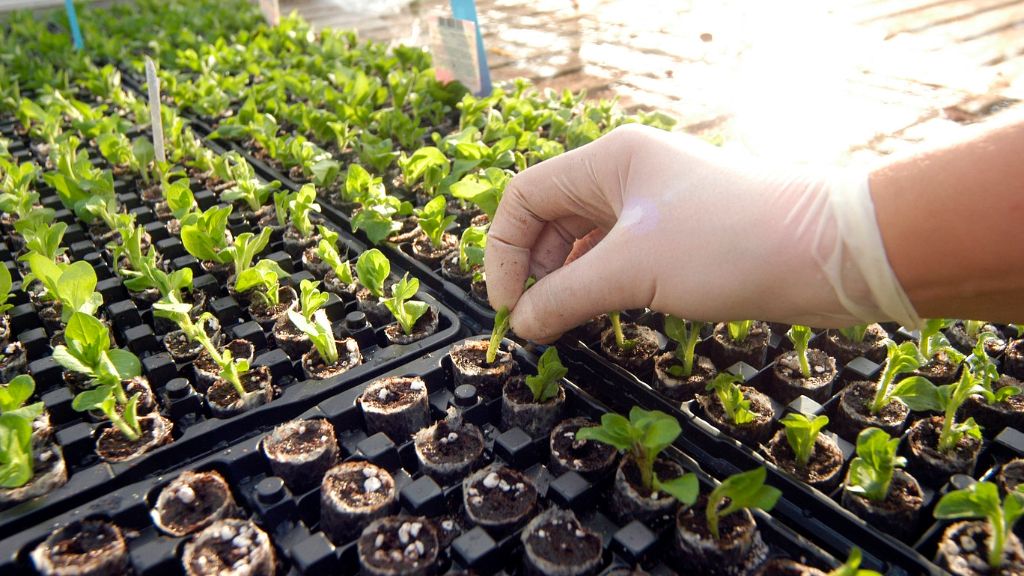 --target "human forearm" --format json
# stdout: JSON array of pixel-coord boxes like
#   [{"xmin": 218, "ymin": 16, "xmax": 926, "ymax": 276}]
[{"xmin": 871, "ymin": 114, "xmax": 1024, "ymax": 323}]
